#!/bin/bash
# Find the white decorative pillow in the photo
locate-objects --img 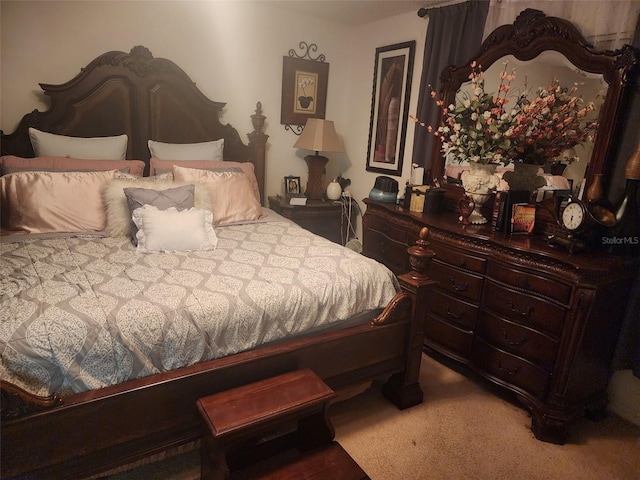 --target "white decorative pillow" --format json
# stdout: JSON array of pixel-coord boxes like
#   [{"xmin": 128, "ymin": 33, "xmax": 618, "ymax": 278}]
[
  {"xmin": 132, "ymin": 205, "xmax": 218, "ymax": 253},
  {"xmin": 102, "ymin": 177, "xmax": 212, "ymax": 237},
  {"xmin": 28, "ymin": 128, "xmax": 128, "ymax": 160},
  {"xmin": 148, "ymin": 139, "xmax": 224, "ymax": 161},
  {"xmin": 173, "ymin": 165, "xmax": 263, "ymax": 225}
]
